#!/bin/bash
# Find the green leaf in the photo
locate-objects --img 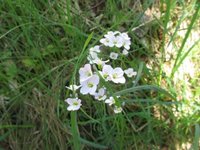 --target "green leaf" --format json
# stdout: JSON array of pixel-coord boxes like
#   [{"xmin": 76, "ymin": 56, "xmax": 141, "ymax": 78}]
[
  {"xmin": 22, "ymin": 59, "xmax": 36, "ymax": 68},
  {"xmin": 191, "ymin": 124, "xmax": 200, "ymax": 150},
  {"xmin": 114, "ymin": 85, "xmax": 175, "ymax": 99},
  {"xmin": 80, "ymin": 137, "xmax": 108, "ymax": 149},
  {"xmin": 83, "ymin": 32, "xmax": 94, "ymax": 51},
  {"xmin": 5, "ymin": 61, "xmax": 17, "ymax": 78}
]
